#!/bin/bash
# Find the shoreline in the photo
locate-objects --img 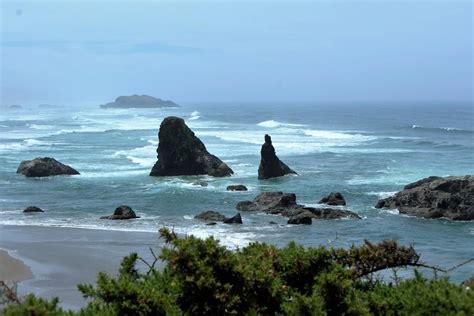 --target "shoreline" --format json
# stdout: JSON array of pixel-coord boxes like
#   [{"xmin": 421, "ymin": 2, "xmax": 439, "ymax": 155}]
[
  {"xmin": 0, "ymin": 249, "xmax": 33, "ymax": 283},
  {"xmin": 0, "ymin": 225, "xmax": 163, "ymax": 310}
]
